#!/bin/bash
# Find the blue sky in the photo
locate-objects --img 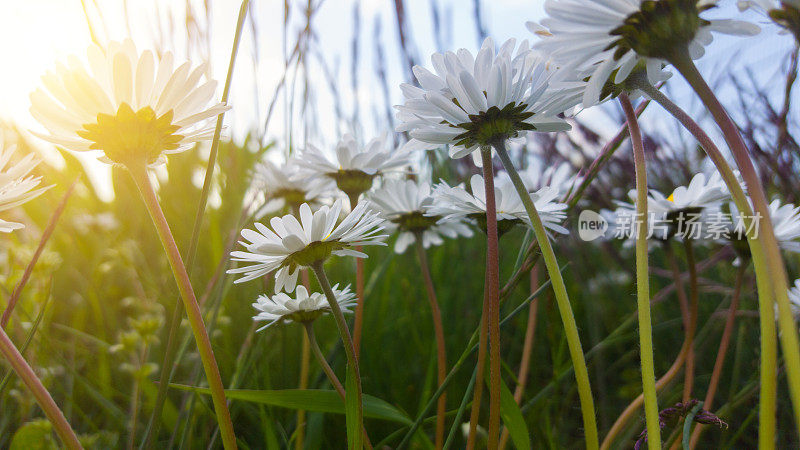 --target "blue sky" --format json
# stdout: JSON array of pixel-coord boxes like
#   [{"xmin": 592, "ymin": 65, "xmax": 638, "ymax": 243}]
[{"xmin": 0, "ymin": 0, "xmax": 795, "ymax": 199}]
